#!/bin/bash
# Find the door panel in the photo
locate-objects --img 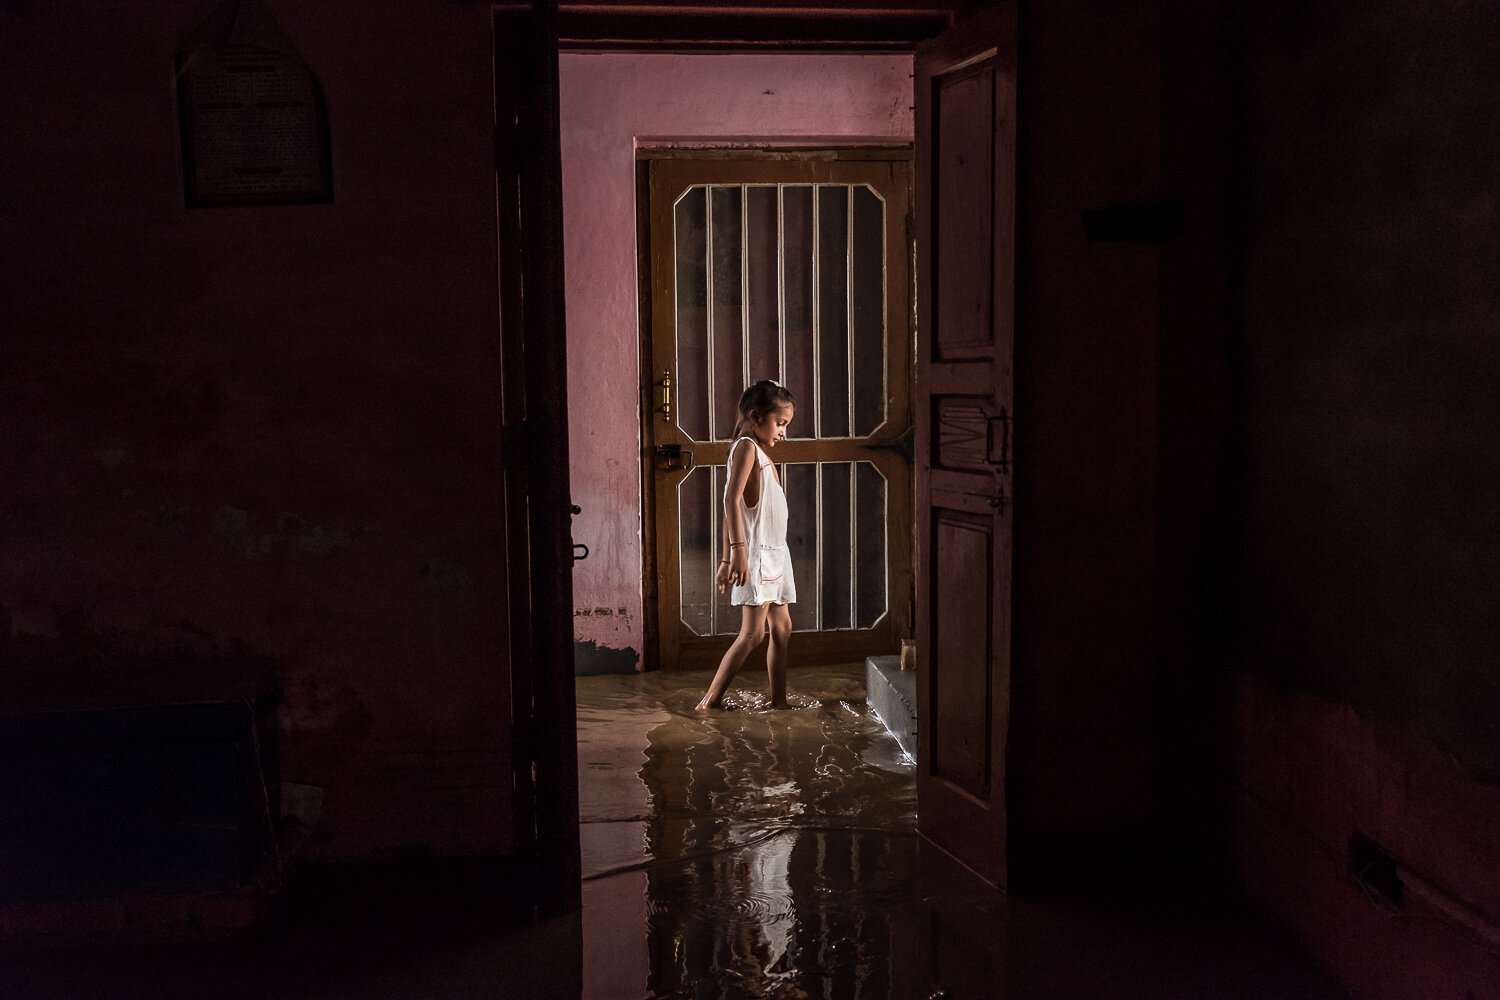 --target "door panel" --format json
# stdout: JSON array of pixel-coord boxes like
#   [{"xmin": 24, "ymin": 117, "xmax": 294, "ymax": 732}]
[
  {"xmin": 648, "ymin": 157, "xmax": 912, "ymax": 670},
  {"xmin": 915, "ymin": 5, "xmax": 1017, "ymax": 889},
  {"xmin": 935, "ymin": 68, "xmax": 996, "ymax": 360},
  {"xmin": 931, "ymin": 505, "xmax": 993, "ymax": 798}
]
